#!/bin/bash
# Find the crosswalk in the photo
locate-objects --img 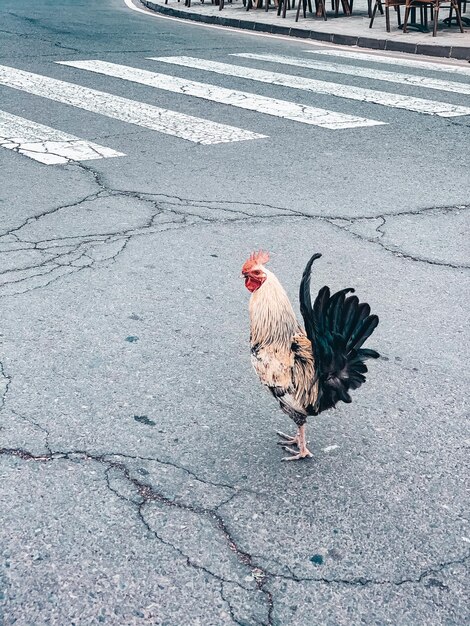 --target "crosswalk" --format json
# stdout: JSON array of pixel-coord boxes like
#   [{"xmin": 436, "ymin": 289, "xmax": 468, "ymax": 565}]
[
  {"xmin": 0, "ymin": 65, "xmax": 264, "ymax": 147},
  {"xmin": 232, "ymin": 53, "xmax": 470, "ymax": 97},
  {"xmin": 58, "ymin": 59, "xmax": 383, "ymax": 130},
  {"xmin": 154, "ymin": 56, "xmax": 470, "ymax": 117},
  {"xmin": 0, "ymin": 49, "xmax": 469, "ymax": 166}
]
